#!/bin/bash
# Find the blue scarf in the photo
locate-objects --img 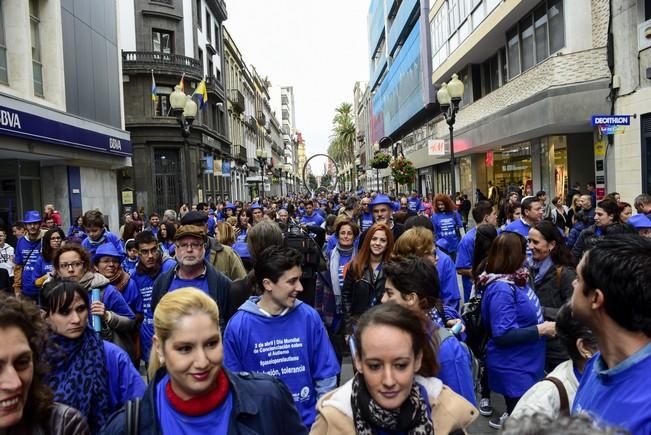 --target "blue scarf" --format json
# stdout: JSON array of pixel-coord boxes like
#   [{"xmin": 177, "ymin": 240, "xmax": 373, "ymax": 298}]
[
  {"xmin": 329, "ymin": 243, "xmax": 355, "ymax": 306},
  {"xmin": 46, "ymin": 327, "xmax": 112, "ymax": 433},
  {"xmin": 532, "ymin": 256, "xmax": 554, "ymax": 285}
]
